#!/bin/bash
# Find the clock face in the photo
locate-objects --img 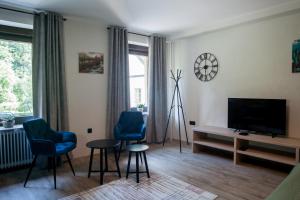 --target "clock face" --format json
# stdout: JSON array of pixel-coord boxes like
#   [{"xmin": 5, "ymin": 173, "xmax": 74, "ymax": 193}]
[{"xmin": 194, "ymin": 53, "xmax": 219, "ymax": 82}]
